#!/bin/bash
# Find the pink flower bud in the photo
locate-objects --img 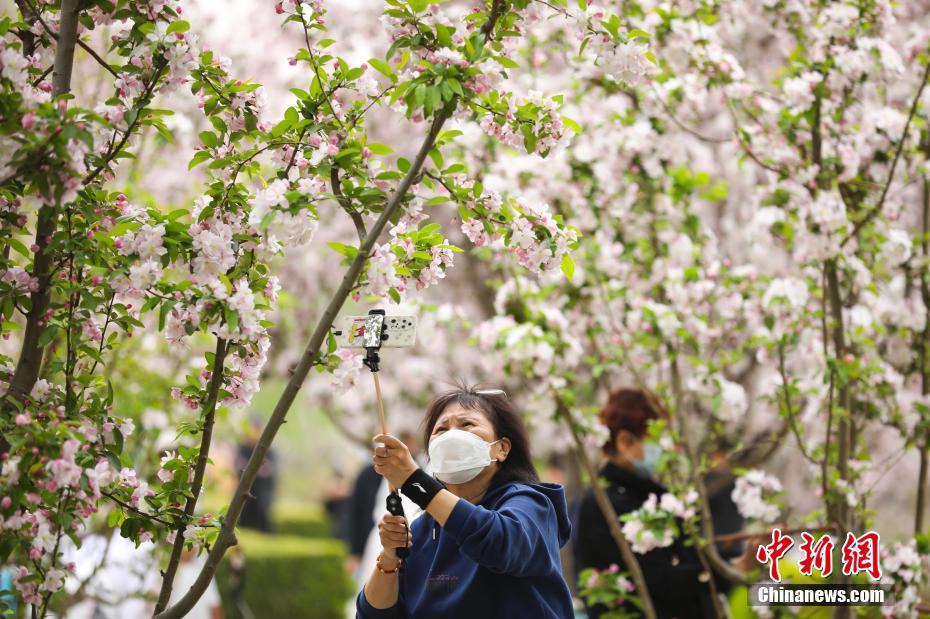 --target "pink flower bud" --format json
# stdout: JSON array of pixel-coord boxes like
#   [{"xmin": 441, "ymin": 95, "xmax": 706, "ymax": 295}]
[{"xmin": 0, "ymin": 496, "xmax": 10, "ymax": 508}]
